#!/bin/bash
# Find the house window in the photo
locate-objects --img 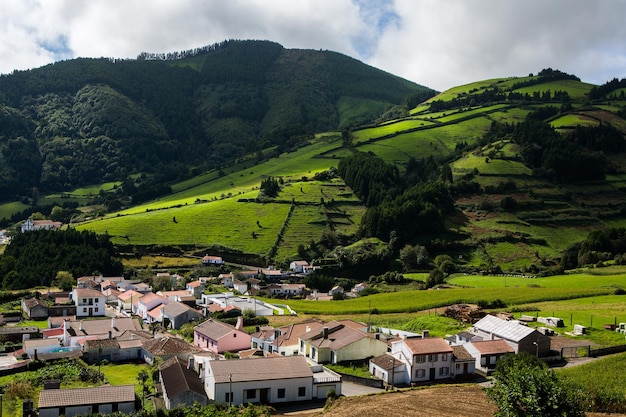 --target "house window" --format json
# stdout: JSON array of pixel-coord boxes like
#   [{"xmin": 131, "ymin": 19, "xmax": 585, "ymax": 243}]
[
  {"xmin": 277, "ymin": 388, "xmax": 286, "ymax": 399},
  {"xmin": 225, "ymin": 392, "xmax": 232, "ymax": 403},
  {"xmin": 455, "ymin": 363, "xmax": 461, "ymax": 370},
  {"xmin": 416, "ymin": 369, "xmax": 425, "ymax": 378},
  {"xmin": 440, "ymin": 367, "xmax": 449, "ymax": 376},
  {"xmin": 82, "ymin": 298, "xmax": 87, "ymax": 304},
  {"xmin": 246, "ymin": 389, "xmax": 256, "ymax": 400},
  {"xmin": 83, "ymin": 308, "xmax": 88, "ymax": 313},
  {"xmin": 233, "ymin": 333, "xmax": 237, "ymax": 338},
  {"xmin": 428, "ymin": 354, "xmax": 438, "ymax": 362},
  {"xmin": 311, "ymin": 347, "xmax": 317, "ymax": 358},
  {"xmin": 252, "ymin": 342, "xmax": 258, "ymax": 348},
  {"xmin": 441, "ymin": 353, "xmax": 448, "ymax": 361},
  {"xmin": 298, "ymin": 387, "xmax": 306, "ymax": 397},
  {"xmin": 415, "ymin": 355, "xmax": 426, "ymax": 363},
  {"xmin": 95, "ymin": 307, "xmax": 99, "ymax": 312}
]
